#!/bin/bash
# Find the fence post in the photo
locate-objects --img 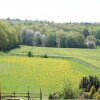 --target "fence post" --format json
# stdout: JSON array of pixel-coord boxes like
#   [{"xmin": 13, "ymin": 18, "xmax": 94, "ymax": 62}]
[
  {"xmin": 0, "ymin": 82, "xmax": 1, "ymax": 100},
  {"xmin": 13, "ymin": 91, "xmax": 15, "ymax": 98},
  {"xmin": 27, "ymin": 86, "xmax": 30, "ymax": 100},
  {"xmin": 27, "ymin": 90, "xmax": 30, "ymax": 100},
  {"xmin": 40, "ymin": 88, "xmax": 42, "ymax": 100}
]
